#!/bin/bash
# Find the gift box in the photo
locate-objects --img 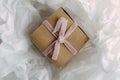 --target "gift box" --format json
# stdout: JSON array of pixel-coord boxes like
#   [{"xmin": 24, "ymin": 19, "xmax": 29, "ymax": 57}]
[{"xmin": 30, "ymin": 7, "xmax": 89, "ymax": 68}]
